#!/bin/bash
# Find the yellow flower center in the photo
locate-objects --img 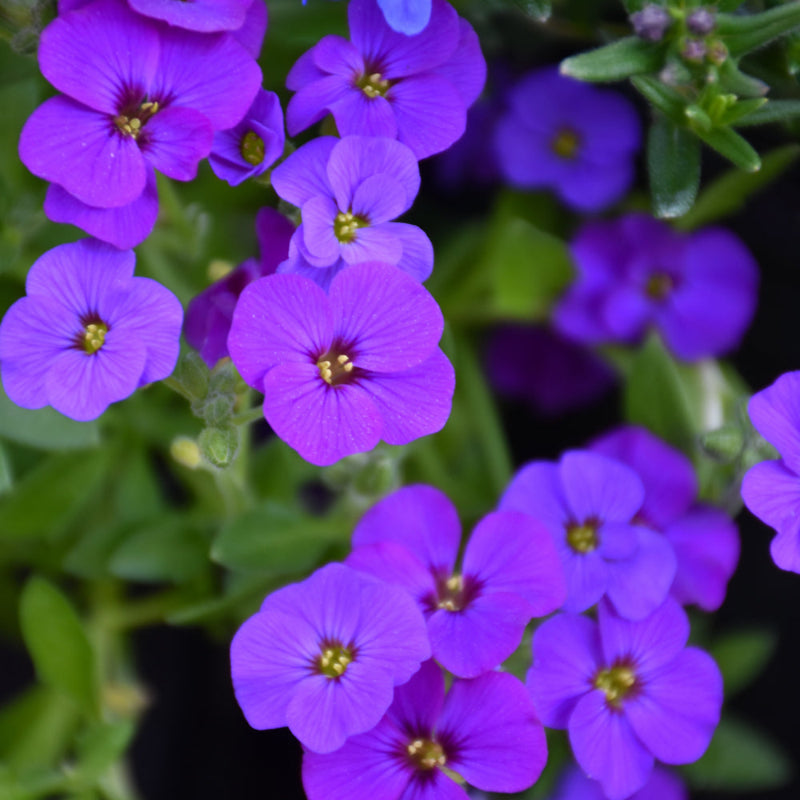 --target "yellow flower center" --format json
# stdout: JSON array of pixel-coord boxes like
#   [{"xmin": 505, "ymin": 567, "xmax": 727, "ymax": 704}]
[
  {"xmin": 114, "ymin": 100, "xmax": 160, "ymax": 139},
  {"xmin": 594, "ymin": 663, "xmax": 637, "ymax": 709},
  {"xmin": 334, "ymin": 211, "xmax": 367, "ymax": 244},
  {"xmin": 566, "ymin": 521, "xmax": 598, "ymax": 554},
  {"xmin": 83, "ymin": 322, "xmax": 108, "ymax": 355},
  {"xmin": 551, "ymin": 127, "xmax": 581, "ymax": 159},
  {"xmin": 436, "ymin": 574, "xmax": 465, "ymax": 611},
  {"xmin": 406, "ymin": 738, "xmax": 446, "ymax": 770},
  {"xmin": 316, "ymin": 644, "xmax": 354, "ymax": 678},
  {"xmin": 646, "ymin": 272, "xmax": 674, "ymax": 300},
  {"xmin": 358, "ymin": 71, "xmax": 391, "ymax": 99},
  {"xmin": 240, "ymin": 130, "xmax": 265, "ymax": 166},
  {"xmin": 317, "ymin": 352, "xmax": 355, "ymax": 385}
]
